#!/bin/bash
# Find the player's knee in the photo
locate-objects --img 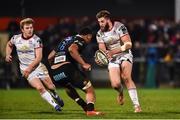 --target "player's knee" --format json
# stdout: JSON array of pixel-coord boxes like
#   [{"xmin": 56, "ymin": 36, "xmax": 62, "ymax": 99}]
[
  {"xmin": 111, "ymin": 81, "xmax": 120, "ymax": 89},
  {"xmin": 122, "ymin": 76, "xmax": 132, "ymax": 84},
  {"xmin": 35, "ymin": 86, "xmax": 46, "ymax": 93},
  {"xmin": 43, "ymin": 78, "xmax": 56, "ymax": 90},
  {"xmin": 46, "ymin": 84, "xmax": 55, "ymax": 90}
]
